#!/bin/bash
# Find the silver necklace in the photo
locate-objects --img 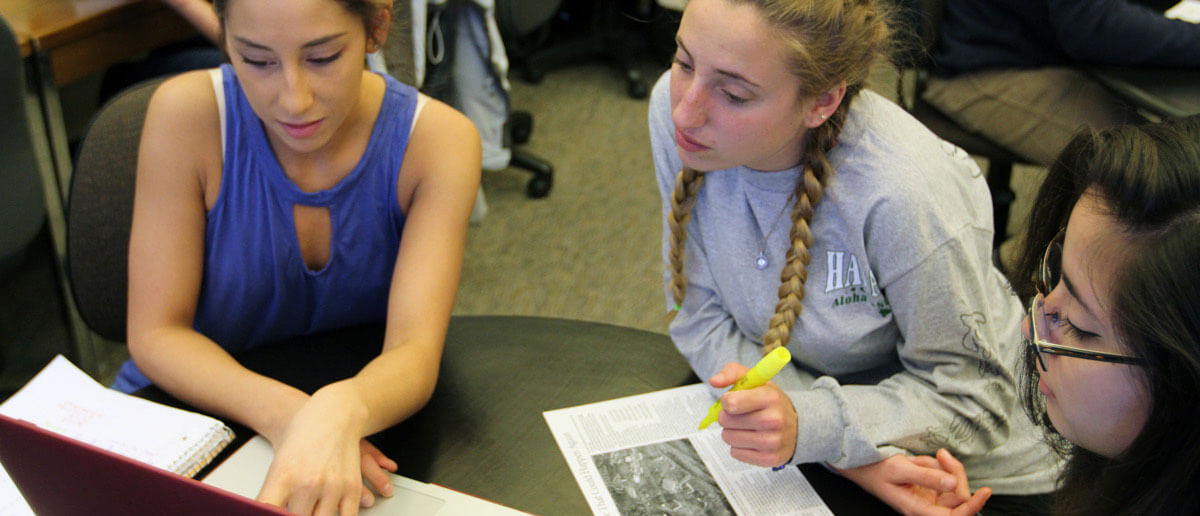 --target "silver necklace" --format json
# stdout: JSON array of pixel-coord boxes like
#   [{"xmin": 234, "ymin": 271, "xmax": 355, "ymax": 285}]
[{"xmin": 754, "ymin": 192, "xmax": 795, "ymax": 270}]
